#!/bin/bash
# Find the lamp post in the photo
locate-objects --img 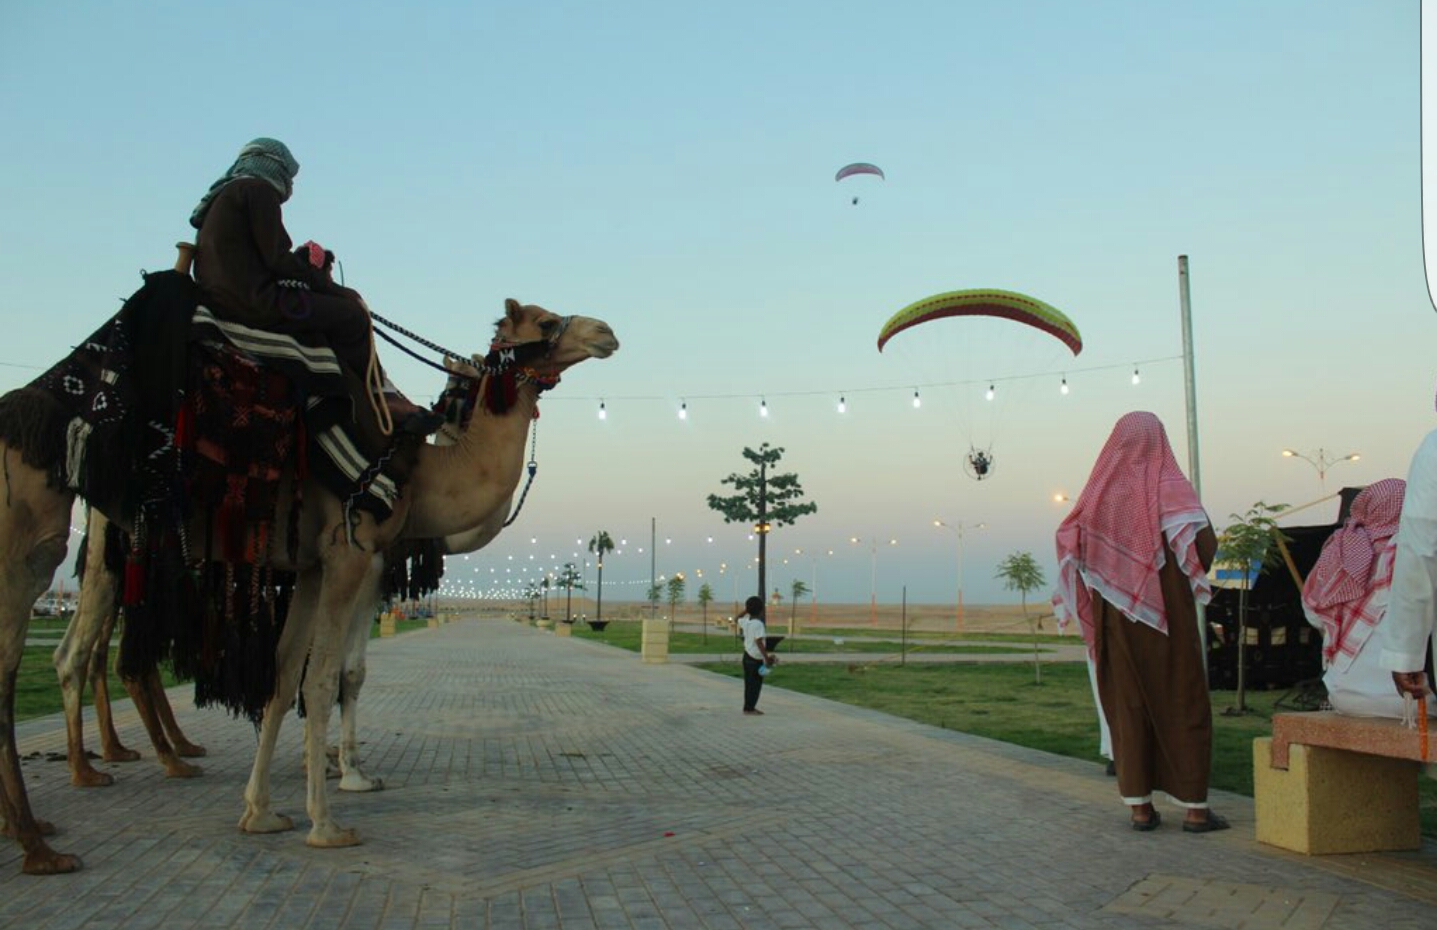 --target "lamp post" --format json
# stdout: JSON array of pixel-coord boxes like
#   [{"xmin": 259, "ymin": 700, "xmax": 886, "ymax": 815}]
[
  {"xmin": 851, "ymin": 536, "xmax": 897, "ymax": 626},
  {"xmin": 934, "ymin": 519, "xmax": 985, "ymax": 634},
  {"xmin": 1281, "ymin": 447, "xmax": 1360, "ymax": 493}
]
